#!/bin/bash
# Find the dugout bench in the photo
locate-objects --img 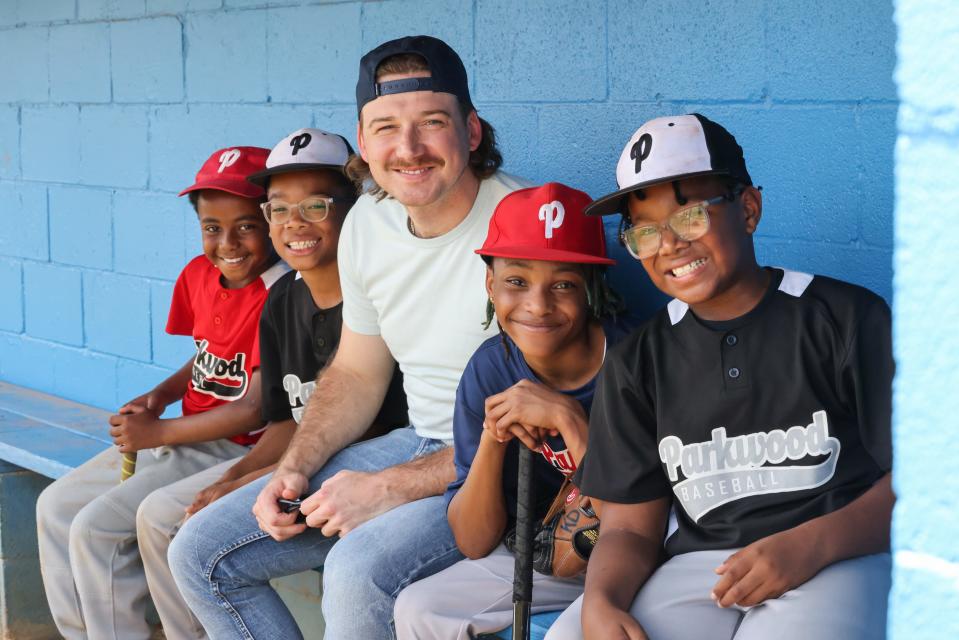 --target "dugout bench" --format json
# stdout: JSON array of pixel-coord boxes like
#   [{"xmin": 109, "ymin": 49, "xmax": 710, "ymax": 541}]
[{"xmin": 0, "ymin": 380, "xmax": 562, "ymax": 639}]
